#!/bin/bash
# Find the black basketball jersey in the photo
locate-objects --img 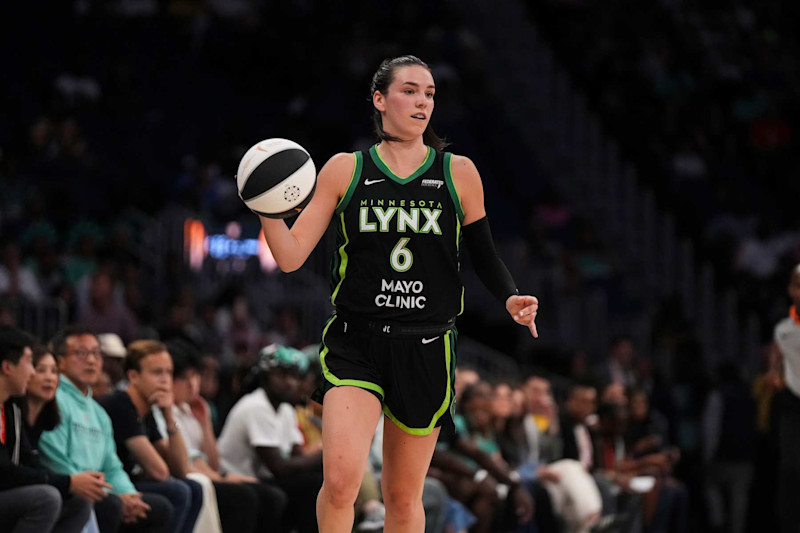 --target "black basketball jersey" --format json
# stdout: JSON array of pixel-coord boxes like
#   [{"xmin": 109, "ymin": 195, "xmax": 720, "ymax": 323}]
[{"xmin": 329, "ymin": 145, "xmax": 465, "ymax": 323}]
